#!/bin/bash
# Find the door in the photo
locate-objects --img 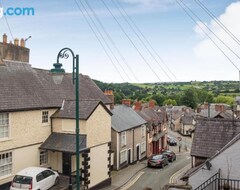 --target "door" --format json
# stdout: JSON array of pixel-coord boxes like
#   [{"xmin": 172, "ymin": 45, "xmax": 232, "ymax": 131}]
[
  {"xmin": 136, "ymin": 145, "xmax": 140, "ymax": 161},
  {"xmin": 128, "ymin": 149, "xmax": 131, "ymax": 164},
  {"xmin": 62, "ymin": 153, "xmax": 71, "ymax": 176}
]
